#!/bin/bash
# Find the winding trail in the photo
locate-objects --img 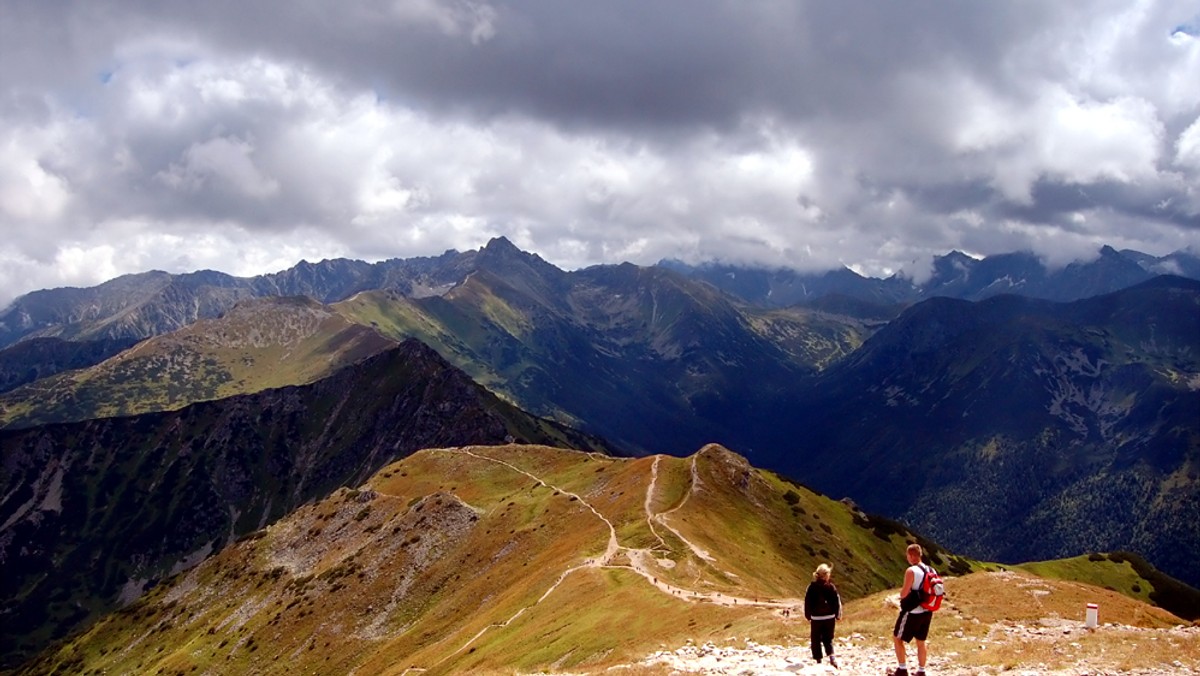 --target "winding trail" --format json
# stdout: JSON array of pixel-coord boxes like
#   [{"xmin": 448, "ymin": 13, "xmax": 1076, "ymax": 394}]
[
  {"xmin": 643, "ymin": 453, "xmax": 715, "ymax": 566},
  {"xmin": 643, "ymin": 456, "xmax": 670, "ymax": 551},
  {"xmin": 416, "ymin": 447, "xmax": 801, "ymax": 671}
]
